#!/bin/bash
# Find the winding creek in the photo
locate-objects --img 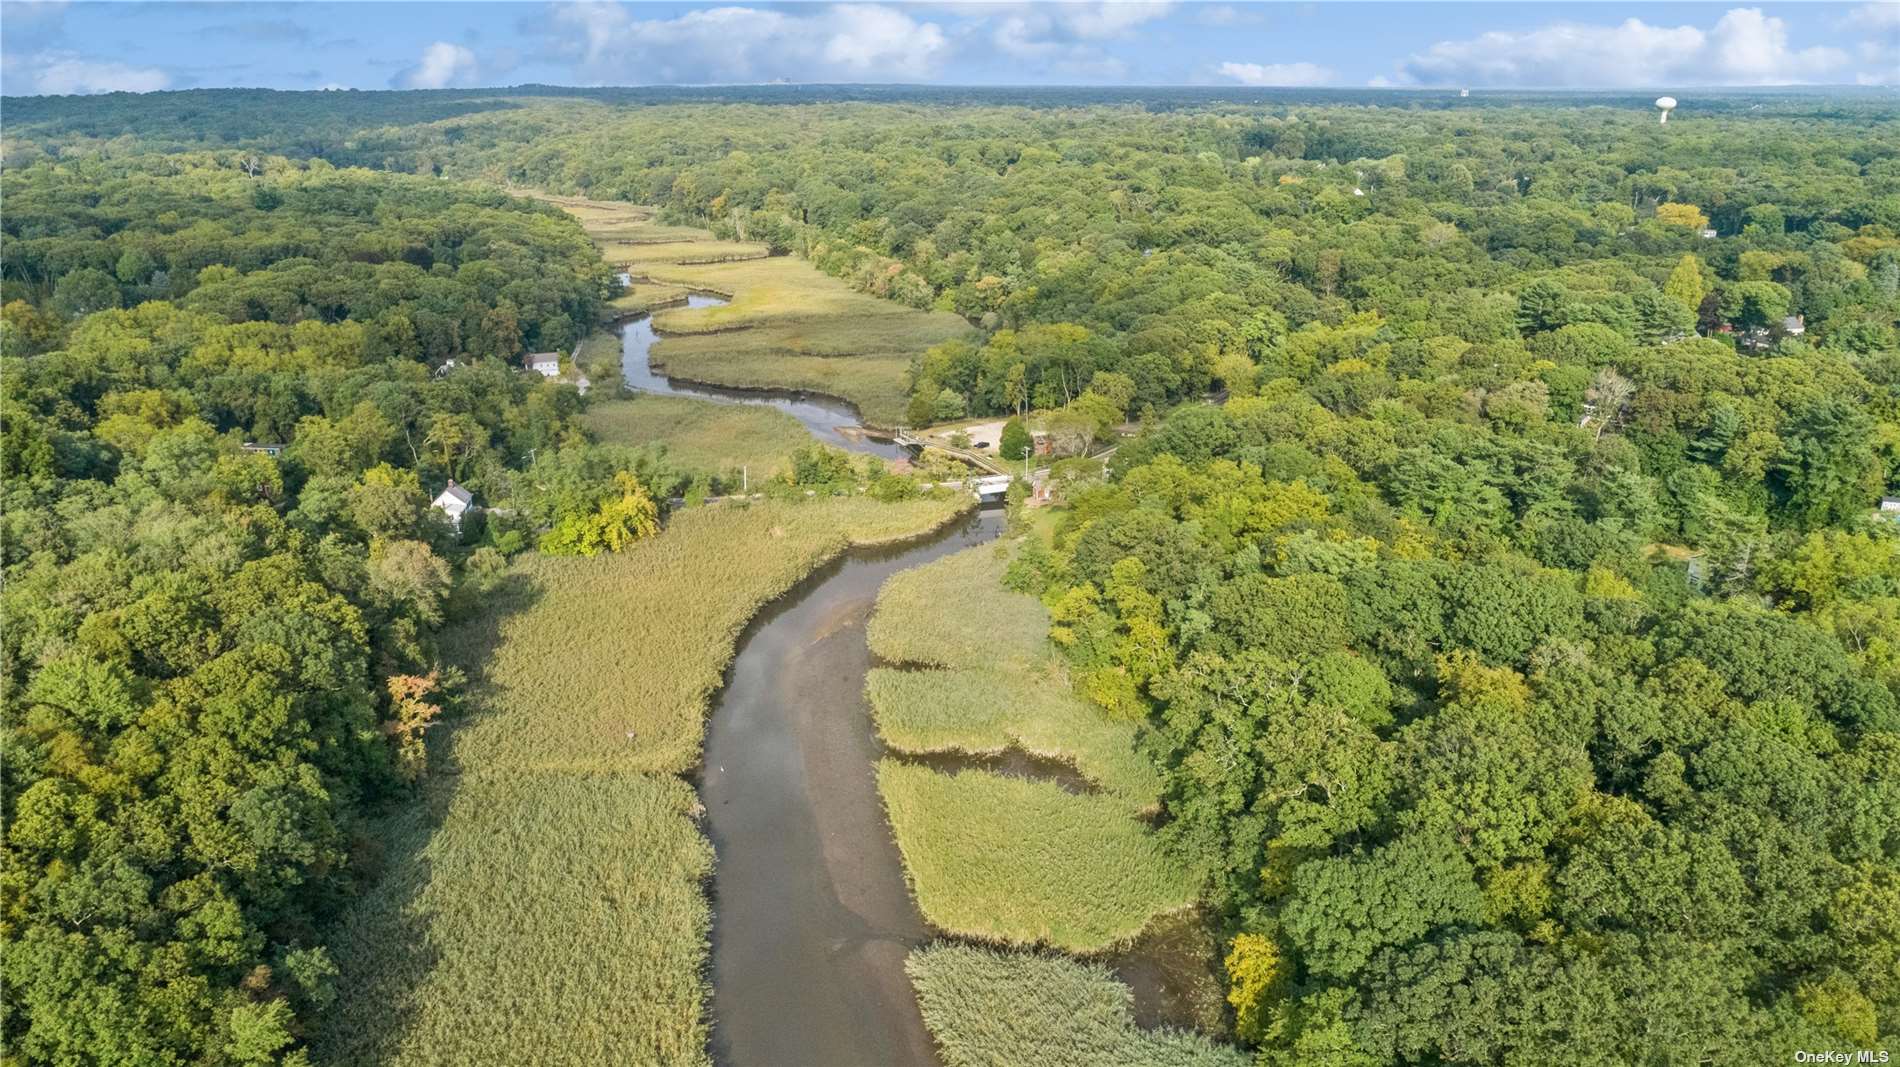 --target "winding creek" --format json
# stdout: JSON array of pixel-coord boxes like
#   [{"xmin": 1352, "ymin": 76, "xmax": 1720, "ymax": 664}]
[
  {"xmin": 698, "ymin": 509, "xmax": 1223, "ymax": 1065},
  {"xmin": 616, "ymin": 290, "xmax": 908, "ymax": 459},
  {"xmin": 608, "ymin": 286, "xmax": 1217, "ymax": 1064},
  {"xmin": 700, "ymin": 509, "xmax": 1003, "ymax": 1067}
]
